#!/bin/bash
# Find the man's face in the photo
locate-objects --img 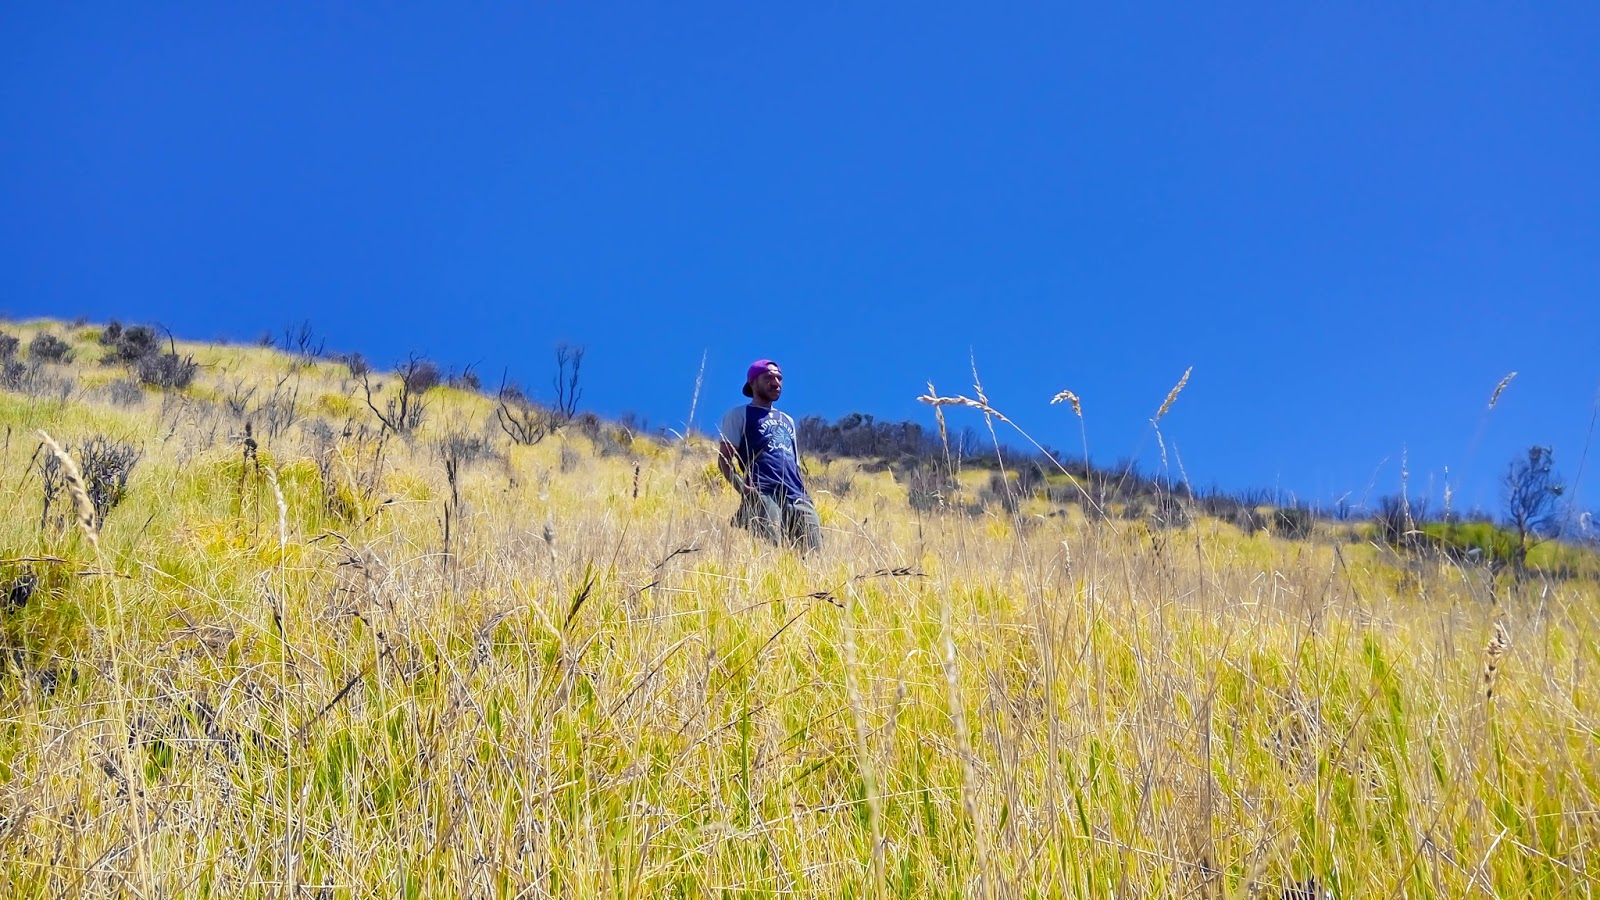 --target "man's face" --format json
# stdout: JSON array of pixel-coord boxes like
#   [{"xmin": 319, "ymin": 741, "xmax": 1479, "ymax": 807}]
[{"xmin": 753, "ymin": 365, "xmax": 783, "ymax": 402}]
